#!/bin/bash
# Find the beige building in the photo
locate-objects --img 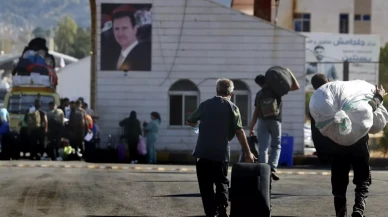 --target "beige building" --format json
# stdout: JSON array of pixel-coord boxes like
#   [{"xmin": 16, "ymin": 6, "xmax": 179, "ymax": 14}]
[{"xmin": 232, "ymin": 0, "xmax": 388, "ymax": 46}]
